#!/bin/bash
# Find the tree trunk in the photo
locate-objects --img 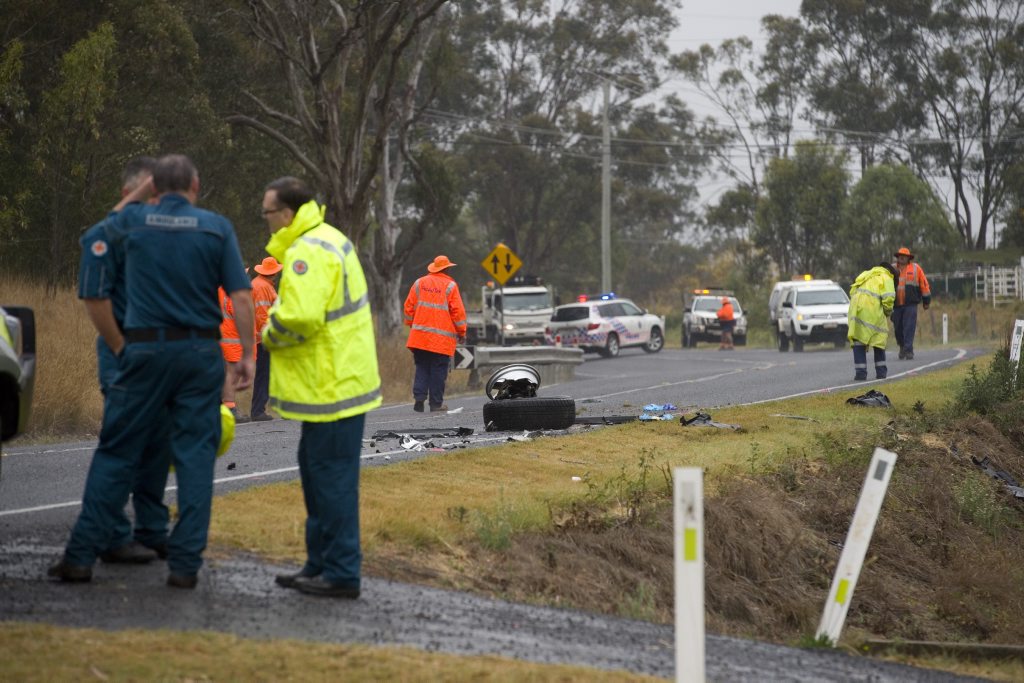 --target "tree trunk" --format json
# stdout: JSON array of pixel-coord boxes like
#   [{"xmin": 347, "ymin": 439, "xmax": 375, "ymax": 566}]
[{"xmin": 367, "ymin": 259, "xmax": 406, "ymax": 339}]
